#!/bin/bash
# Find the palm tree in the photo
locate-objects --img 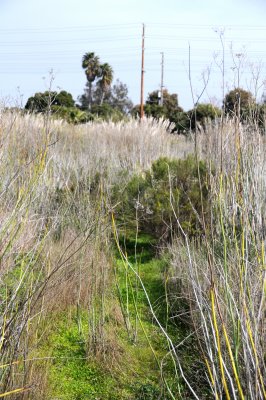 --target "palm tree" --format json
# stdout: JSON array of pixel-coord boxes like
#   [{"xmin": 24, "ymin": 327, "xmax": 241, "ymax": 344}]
[
  {"xmin": 82, "ymin": 52, "xmax": 101, "ymax": 110},
  {"xmin": 99, "ymin": 63, "xmax": 114, "ymax": 105}
]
